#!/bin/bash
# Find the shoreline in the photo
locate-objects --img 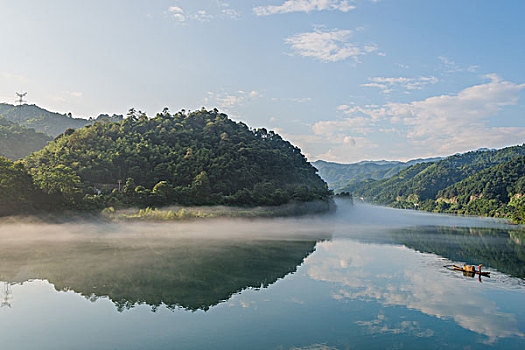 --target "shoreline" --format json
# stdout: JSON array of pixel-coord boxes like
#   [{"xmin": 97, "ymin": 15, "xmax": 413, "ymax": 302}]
[
  {"xmin": 354, "ymin": 200, "xmax": 523, "ymax": 228},
  {"xmin": 0, "ymin": 199, "xmax": 337, "ymax": 224},
  {"xmin": 102, "ymin": 200, "xmax": 336, "ymax": 222}
]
